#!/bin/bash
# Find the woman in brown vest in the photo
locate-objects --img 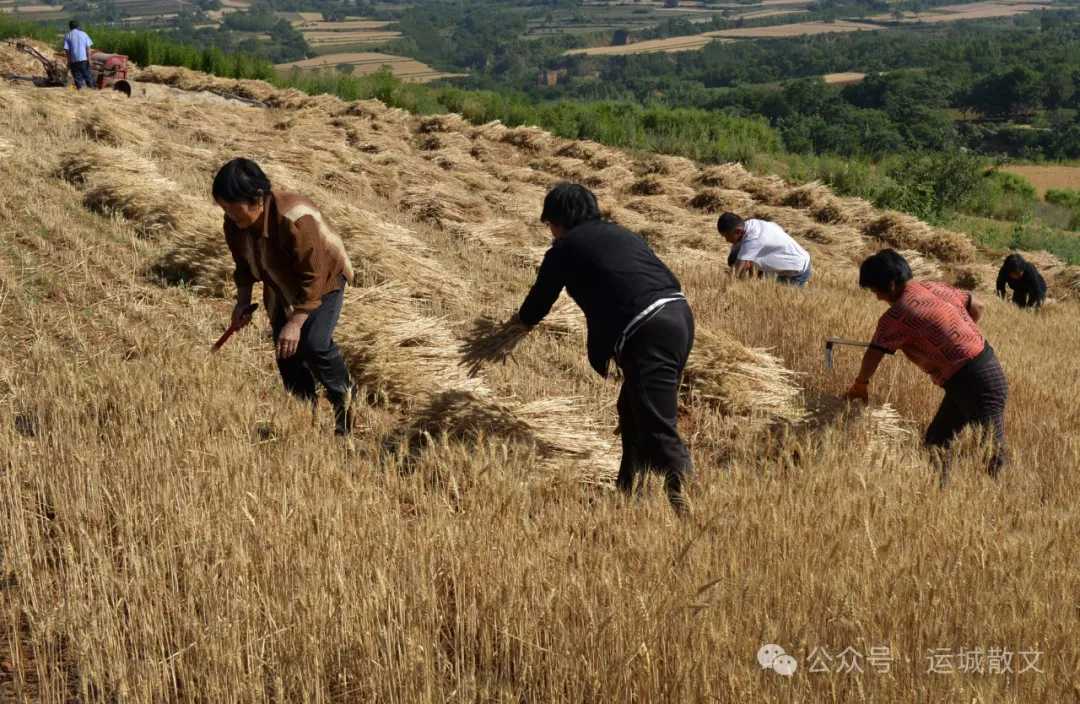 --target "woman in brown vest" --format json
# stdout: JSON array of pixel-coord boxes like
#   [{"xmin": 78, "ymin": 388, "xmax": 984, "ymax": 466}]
[{"xmin": 213, "ymin": 158, "xmax": 356, "ymax": 436}]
